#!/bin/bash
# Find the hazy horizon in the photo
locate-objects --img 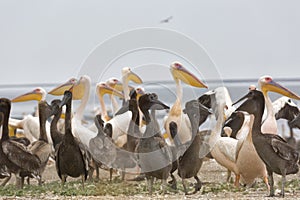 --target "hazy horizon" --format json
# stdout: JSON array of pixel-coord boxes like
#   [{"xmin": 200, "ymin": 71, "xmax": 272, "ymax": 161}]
[{"xmin": 1, "ymin": 0, "xmax": 299, "ymax": 85}]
